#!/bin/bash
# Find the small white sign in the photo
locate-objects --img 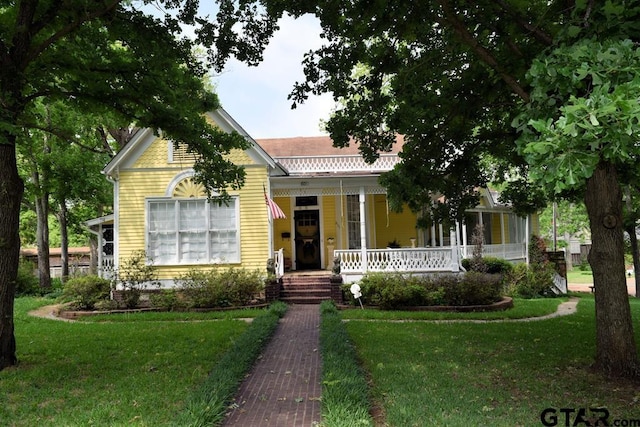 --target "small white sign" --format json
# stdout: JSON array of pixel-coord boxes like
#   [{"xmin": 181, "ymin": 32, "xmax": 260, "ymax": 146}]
[{"xmin": 350, "ymin": 284, "xmax": 362, "ymax": 299}]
